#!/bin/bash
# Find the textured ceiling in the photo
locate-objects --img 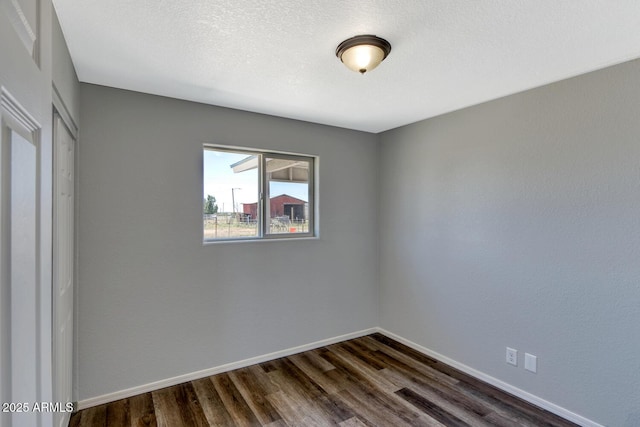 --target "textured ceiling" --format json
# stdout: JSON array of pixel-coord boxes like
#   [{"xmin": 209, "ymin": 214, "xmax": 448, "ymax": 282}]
[{"xmin": 53, "ymin": 0, "xmax": 640, "ymax": 133}]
